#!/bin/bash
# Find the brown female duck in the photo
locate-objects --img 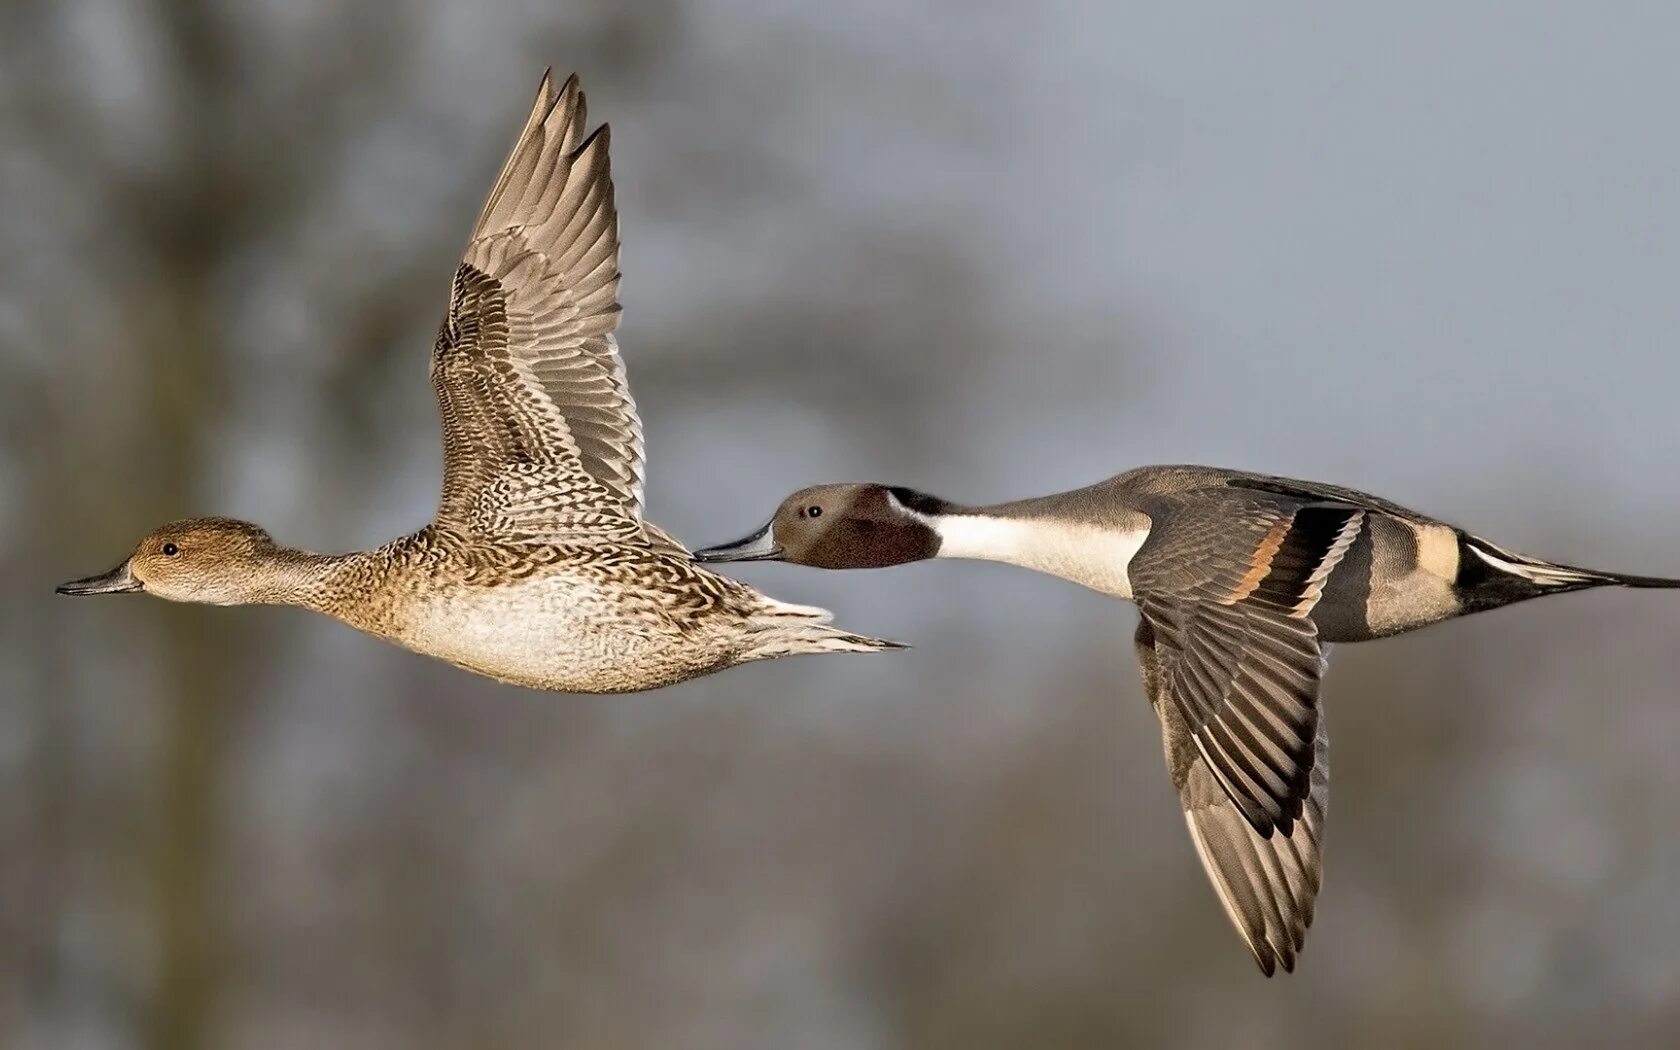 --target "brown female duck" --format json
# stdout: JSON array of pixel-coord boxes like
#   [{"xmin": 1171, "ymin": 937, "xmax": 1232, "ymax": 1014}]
[{"xmin": 57, "ymin": 72, "xmax": 900, "ymax": 692}]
